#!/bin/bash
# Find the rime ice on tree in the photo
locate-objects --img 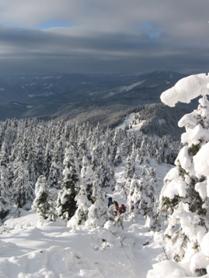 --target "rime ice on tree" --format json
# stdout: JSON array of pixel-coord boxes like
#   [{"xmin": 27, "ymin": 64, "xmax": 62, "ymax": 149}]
[
  {"xmin": 32, "ymin": 175, "xmax": 55, "ymax": 220},
  {"xmin": 56, "ymin": 146, "xmax": 79, "ymax": 220},
  {"xmin": 160, "ymin": 73, "xmax": 209, "ymax": 276}
]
